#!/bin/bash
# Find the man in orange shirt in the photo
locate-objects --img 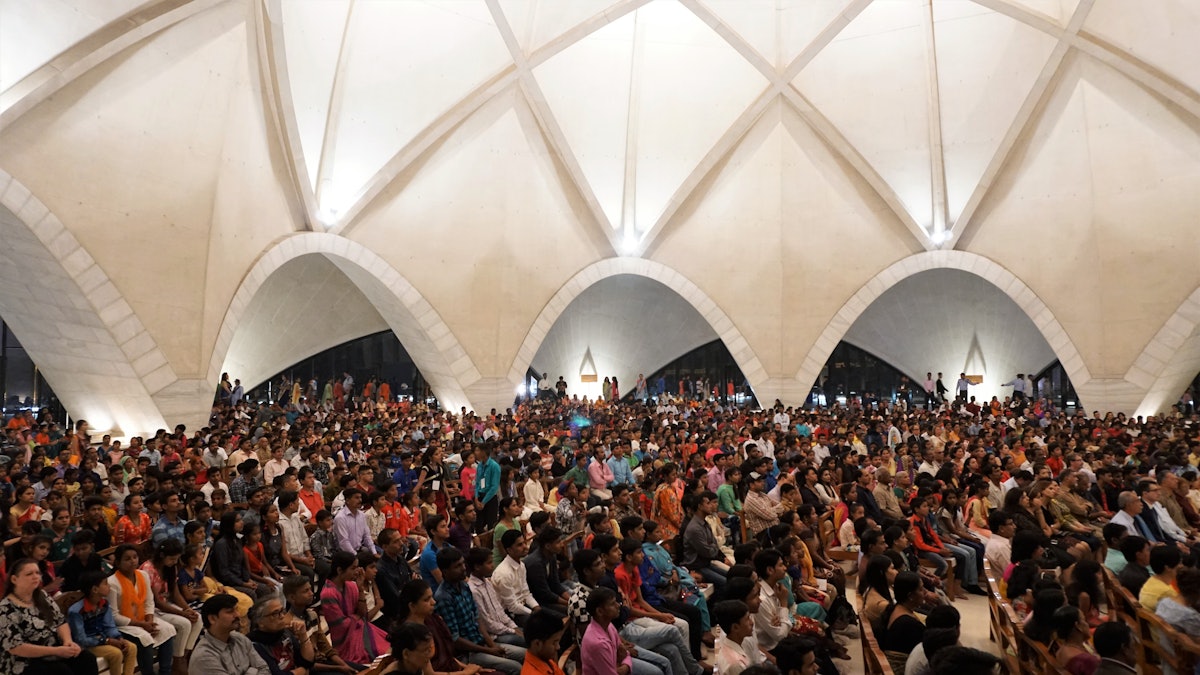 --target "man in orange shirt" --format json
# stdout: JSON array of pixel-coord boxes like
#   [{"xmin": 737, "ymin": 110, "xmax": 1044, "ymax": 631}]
[
  {"xmin": 521, "ymin": 609, "xmax": 567, "ymax": 675},
  {"xmin": 297, "ymin": 467, "xmax": 325, "ymax": 518}
]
